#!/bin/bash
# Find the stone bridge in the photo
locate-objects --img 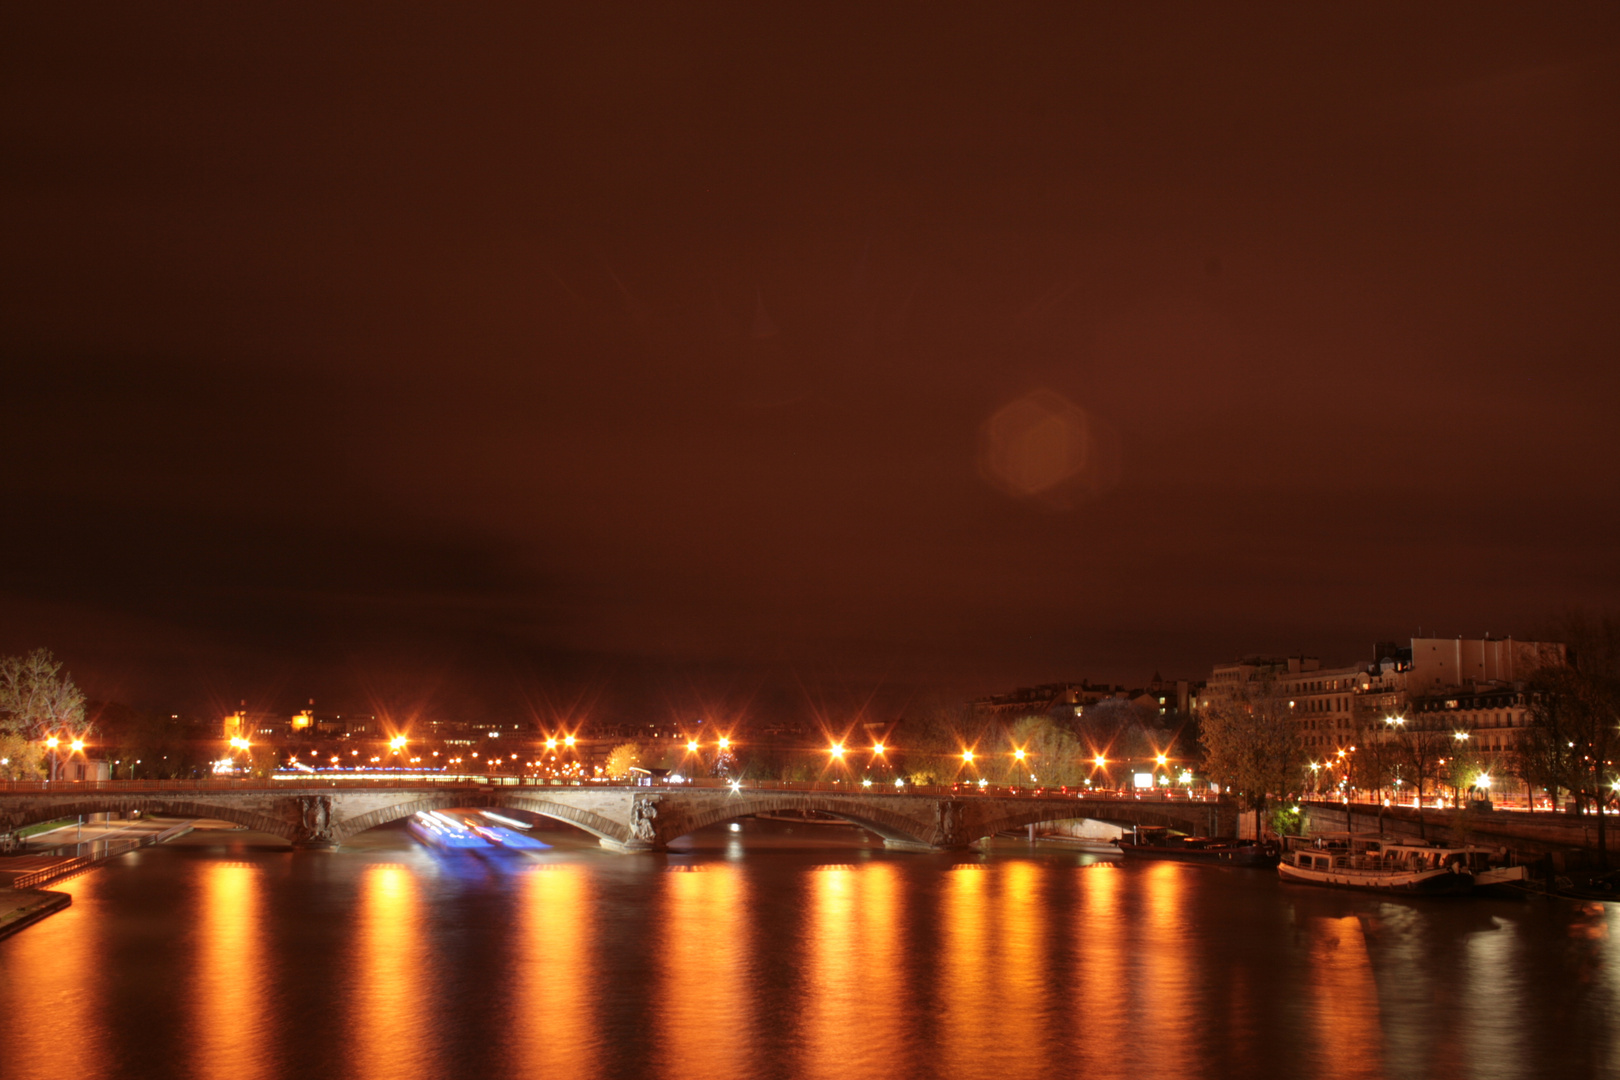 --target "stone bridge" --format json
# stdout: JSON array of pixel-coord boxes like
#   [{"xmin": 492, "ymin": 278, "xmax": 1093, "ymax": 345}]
[{"xmin": 0, "ymin": 783, "xmax": 1235, "ymax": 853}]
